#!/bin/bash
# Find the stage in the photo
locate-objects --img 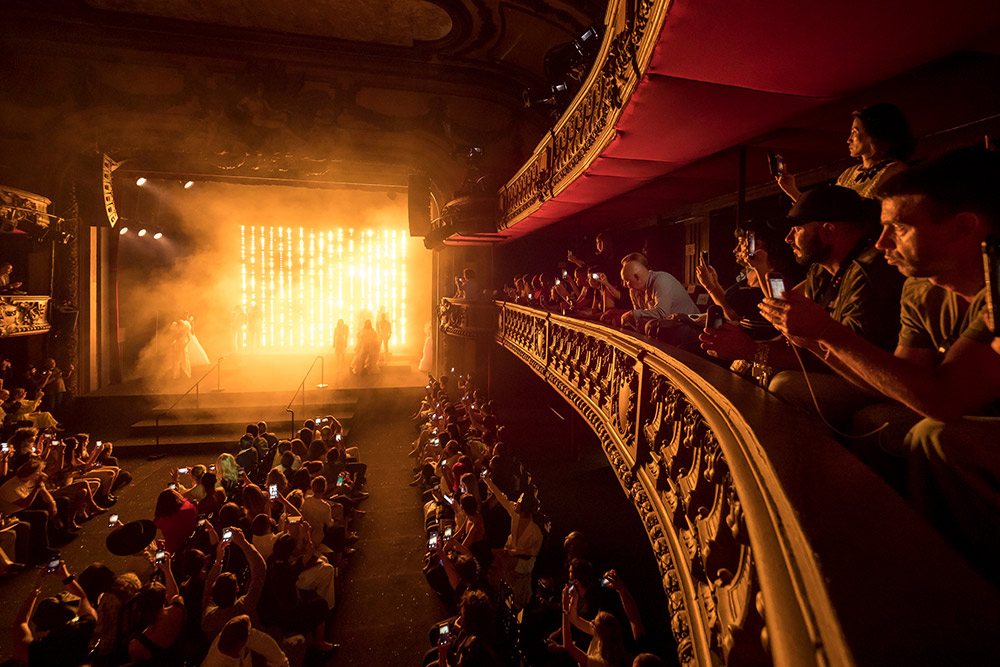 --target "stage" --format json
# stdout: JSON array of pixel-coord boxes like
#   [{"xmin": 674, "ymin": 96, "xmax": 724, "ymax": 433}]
[{"xmin": 74, "ymin": 351, "xmax": 427, "ymax": 455}]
